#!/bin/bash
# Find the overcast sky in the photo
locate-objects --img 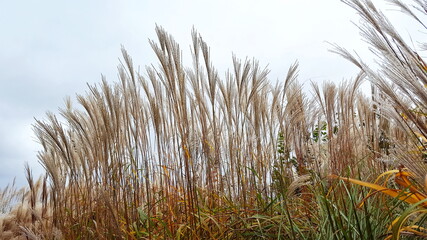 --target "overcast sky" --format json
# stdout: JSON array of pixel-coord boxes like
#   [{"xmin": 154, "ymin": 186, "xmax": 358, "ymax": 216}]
[{"xmin": 0, "ymin": 0, "xmax": 420, "ymax": 188}]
